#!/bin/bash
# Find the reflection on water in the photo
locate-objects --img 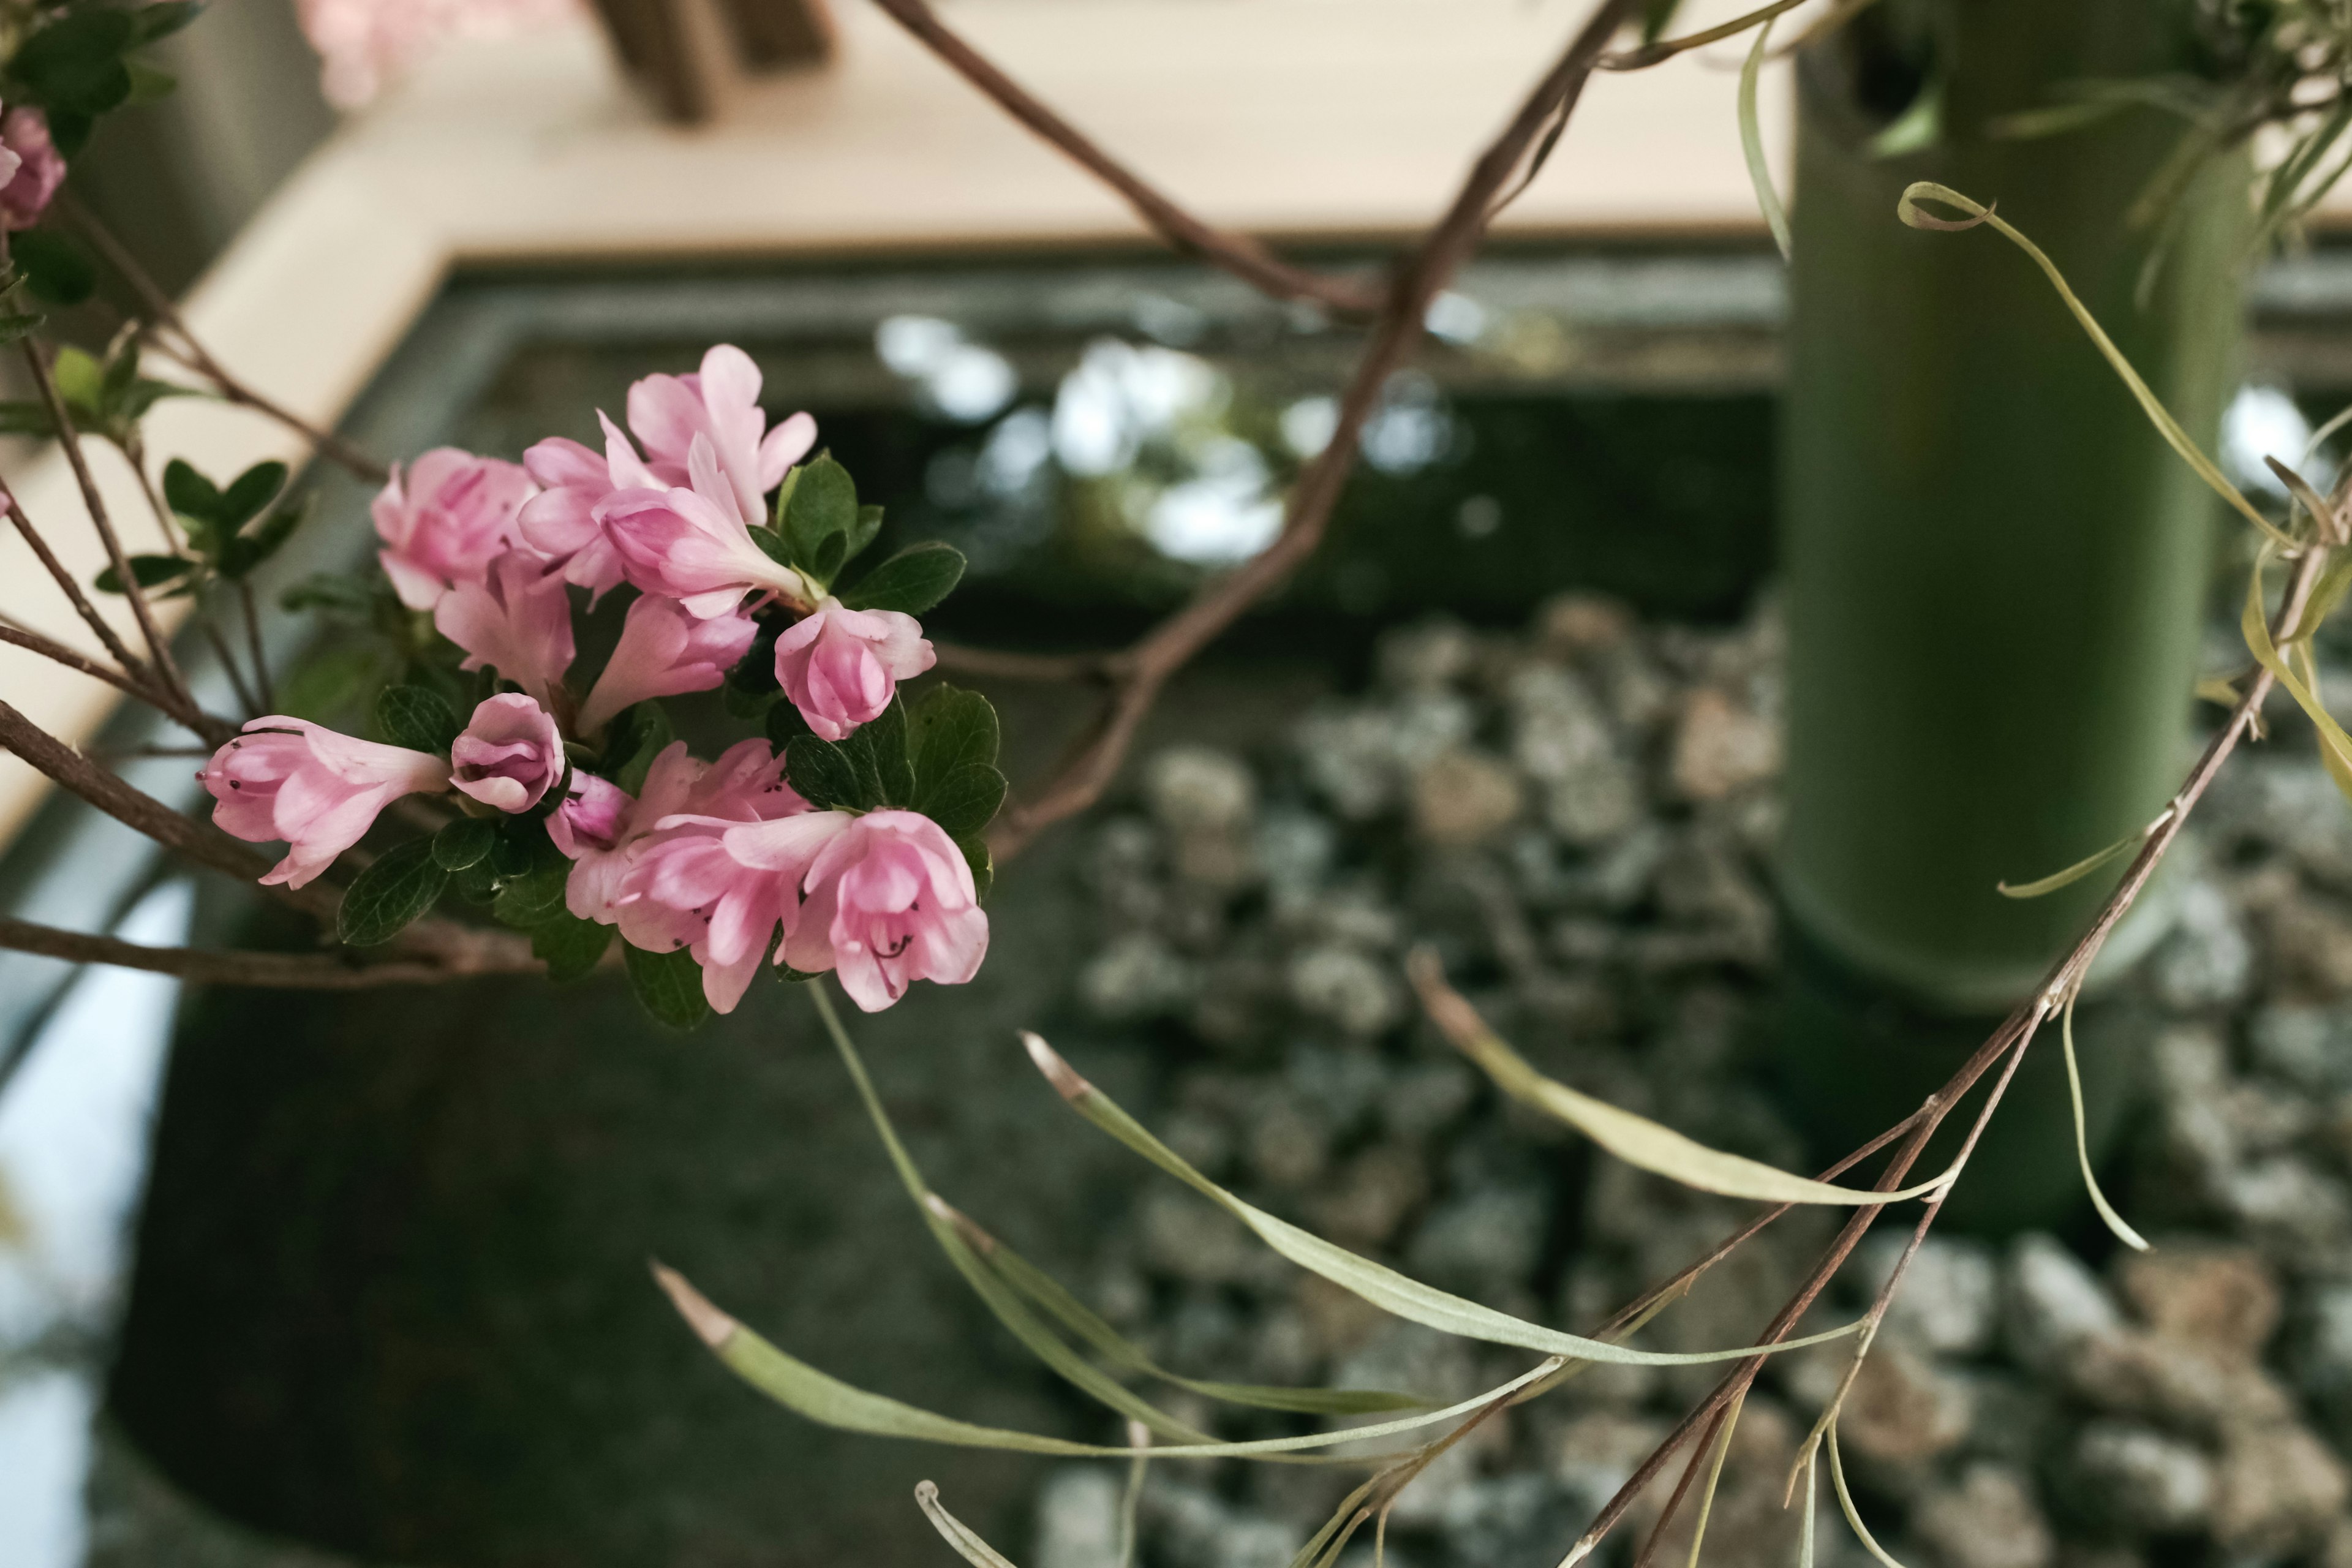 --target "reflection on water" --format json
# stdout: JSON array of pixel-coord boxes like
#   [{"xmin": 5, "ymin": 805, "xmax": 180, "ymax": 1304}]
[{"xmin": 0, "ymin": 884, "xmax": 189, "ymax": 1567}]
